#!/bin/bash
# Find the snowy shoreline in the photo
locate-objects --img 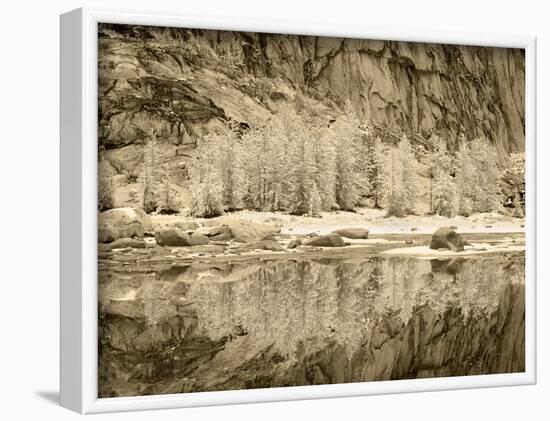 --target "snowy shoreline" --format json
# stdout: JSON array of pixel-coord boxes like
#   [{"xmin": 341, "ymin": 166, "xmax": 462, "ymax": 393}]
[
  {"xmin": 152, "ymin": 208, "xmax": 525, "ymax": 236},
  {"xmin": 129, "ymin": 208, "xmax": 527, "ymax": 262}
]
